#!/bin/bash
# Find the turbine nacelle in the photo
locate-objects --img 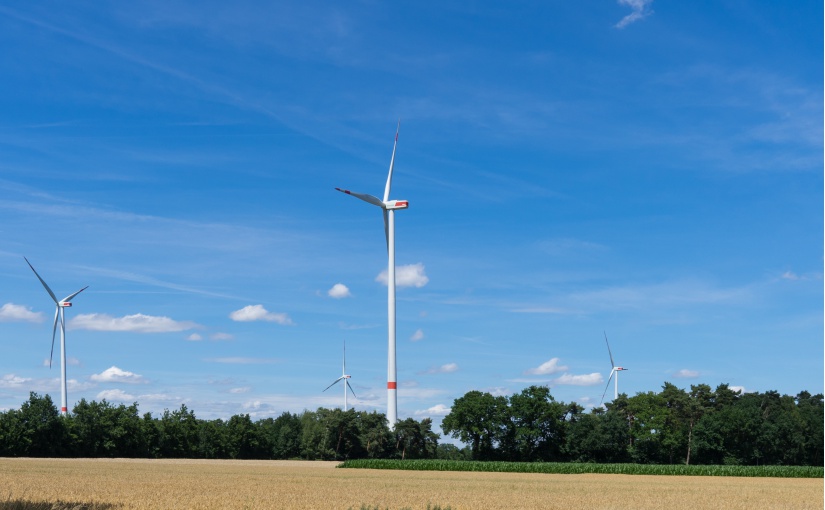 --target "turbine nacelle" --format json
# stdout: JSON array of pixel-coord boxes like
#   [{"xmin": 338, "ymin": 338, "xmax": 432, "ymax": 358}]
[
  {"xmin": 60, "ymin": 302, "xmax": 73, "ymax": 308},
  {"xmin": 384, "ymin": 200, "xmax": 408, "ymax": 210}
]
